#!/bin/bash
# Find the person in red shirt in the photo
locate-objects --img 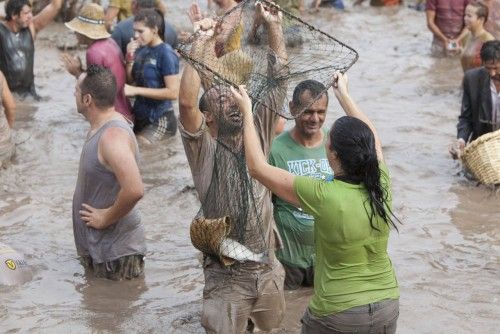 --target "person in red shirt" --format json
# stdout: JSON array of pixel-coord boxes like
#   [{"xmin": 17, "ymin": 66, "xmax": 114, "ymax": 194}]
[
  {"xmin": 426, "ymin": 0, "xmax": 470, "ymax": 57},
  {"xmin": 61, "ymin": 4, "xmax": 134, "ymax": 124}
]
